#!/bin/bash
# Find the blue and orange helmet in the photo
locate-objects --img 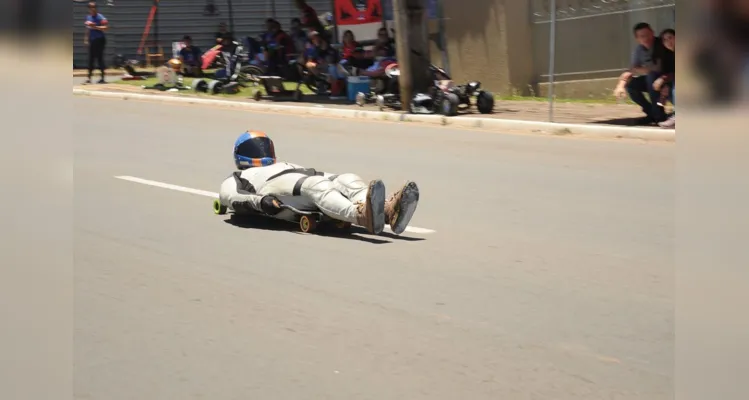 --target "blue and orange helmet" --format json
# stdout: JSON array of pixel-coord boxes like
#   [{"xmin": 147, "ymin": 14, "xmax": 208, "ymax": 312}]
[{"xmin": 233, "ymin": 130, "xmax": 276, "ymax": 169}]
